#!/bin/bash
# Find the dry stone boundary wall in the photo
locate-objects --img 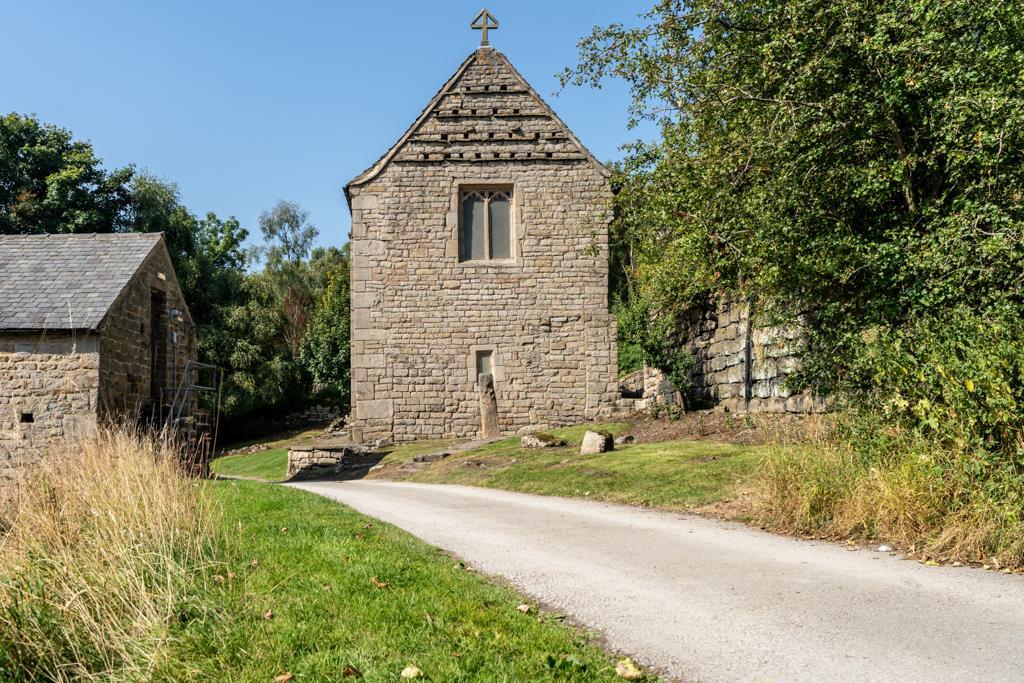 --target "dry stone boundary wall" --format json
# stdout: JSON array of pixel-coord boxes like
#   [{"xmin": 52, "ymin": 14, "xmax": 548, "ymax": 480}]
[{"xmin": 626, "ymin": 299, "xmax": 825, "ymax": 414}]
